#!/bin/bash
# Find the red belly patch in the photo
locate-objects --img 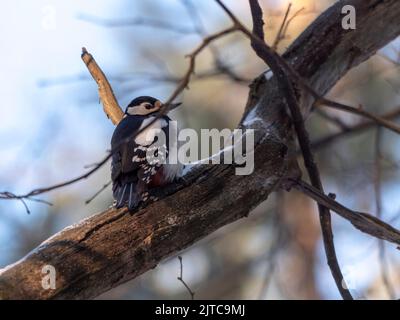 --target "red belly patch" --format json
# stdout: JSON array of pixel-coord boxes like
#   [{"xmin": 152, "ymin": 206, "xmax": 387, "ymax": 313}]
[{"xmin": 148, "ymin": 168, "xmax": 166, "ymax": 188}]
